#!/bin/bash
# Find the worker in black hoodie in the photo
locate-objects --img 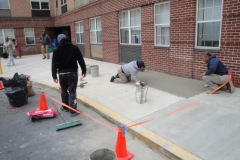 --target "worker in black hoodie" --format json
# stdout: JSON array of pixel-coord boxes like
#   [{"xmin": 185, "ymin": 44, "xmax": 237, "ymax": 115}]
[{"xmin": 52, "ymin": 34, "xmax": 86, "ymax": 117}]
